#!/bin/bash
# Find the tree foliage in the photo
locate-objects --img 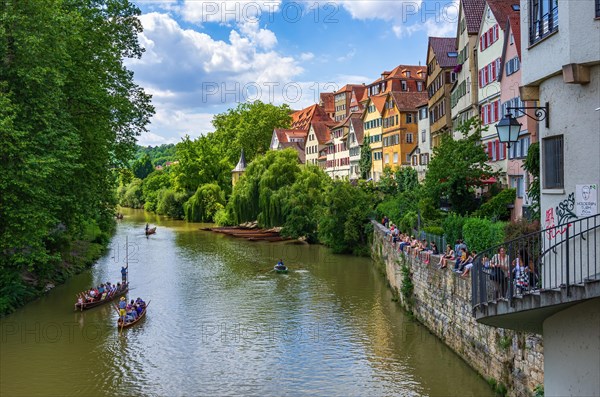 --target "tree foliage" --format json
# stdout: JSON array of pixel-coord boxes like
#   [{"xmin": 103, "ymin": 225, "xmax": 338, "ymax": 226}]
[
  {"xmin": 359, "ymin": 134, "xmax": 372, "ymax": 180},
  {"xmin": 280, "ymin": 166, "xmax": 331, "ymax": 243},
  {"xmin": 423, "ymin": 117, "xmax": 498, "ymax": 215},
  {"xmin": 132, "ymin": 153, "xmax": 154, "ymax": 179},
  {"xmin": 523, "ymin": 142, "xmax": 540, "ymax": 220},
  {"xmin": 0, "ymin": 0, "xmax": 153, "ymax": 314},
  {"xmin": 211, "ymin": 101, "xmax": 292, "ymax": 165},
  {"xmin": 229, "ymin": 149, "xmax": 301, "ymax": 227},
  {"xmin": 318, "ymin": 181, "xmax": 376, "ymax": 255},
  {"xmin": 184, "ymin": 184, "xmax": 226, "ymax": 222}
]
